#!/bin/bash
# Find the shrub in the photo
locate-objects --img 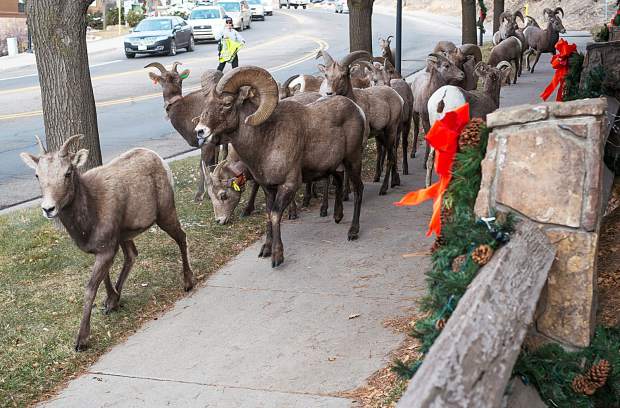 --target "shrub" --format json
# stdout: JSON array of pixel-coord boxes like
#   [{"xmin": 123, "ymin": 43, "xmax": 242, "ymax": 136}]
[
  {"xmin": 105, "ymin": 6, "xmax": 125, "ymax": 26},
  {"xmin": 172, "ymin": 10, "xmax": 189, "ymax": 20},
  {"xmin": 126, "ymin": 10, "xmax": 145, "ymax": 27},
  {"xmin": 86, "ymin": 11, "xmax": 103, "ymax": 30}
]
